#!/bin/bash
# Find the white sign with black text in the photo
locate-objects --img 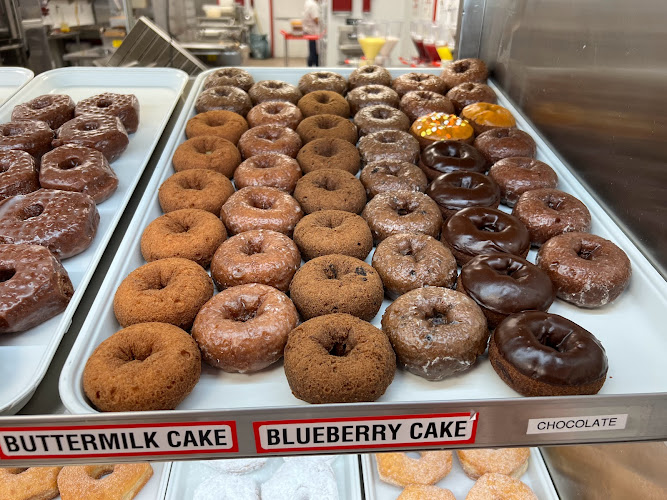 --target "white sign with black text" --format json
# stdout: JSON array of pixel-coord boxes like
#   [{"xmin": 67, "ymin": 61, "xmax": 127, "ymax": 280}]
[{"xmin": 526, "ymin": 414, "xmax": 628, "ymax": 434}]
